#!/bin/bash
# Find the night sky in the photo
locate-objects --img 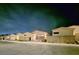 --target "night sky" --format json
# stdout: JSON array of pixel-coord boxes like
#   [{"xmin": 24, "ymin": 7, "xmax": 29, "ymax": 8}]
[{"xmin": 0, "ymin": 3, "xmax": 78, "ymax": 34}]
